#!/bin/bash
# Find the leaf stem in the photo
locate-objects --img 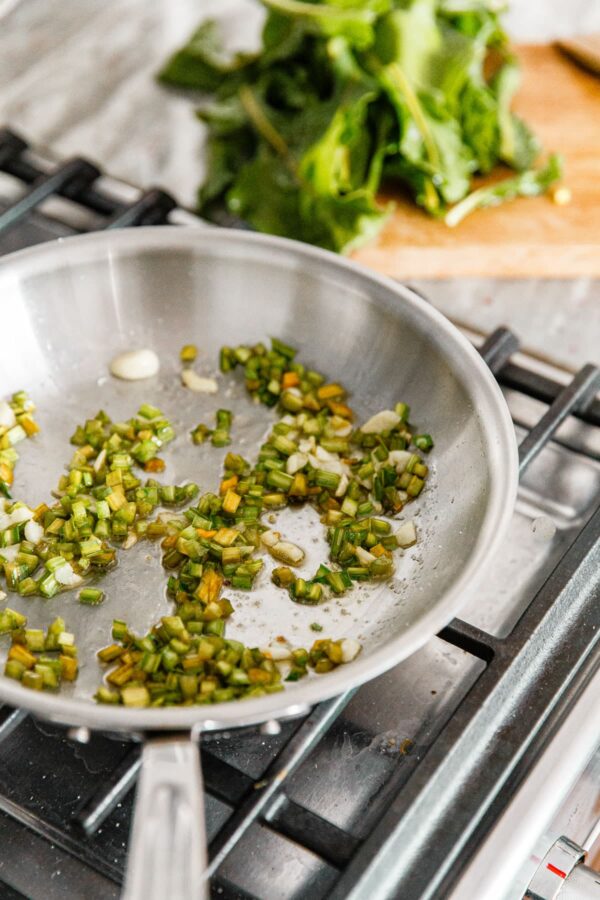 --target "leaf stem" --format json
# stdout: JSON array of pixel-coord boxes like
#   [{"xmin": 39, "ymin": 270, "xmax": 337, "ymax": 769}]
[
  {"xmin": 239, "ymin": 84, "xmax": 290, "ymax": 159},
  {"xmin": 387, "ymin": 63, "xmax": 441, "ymax": 171}
]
